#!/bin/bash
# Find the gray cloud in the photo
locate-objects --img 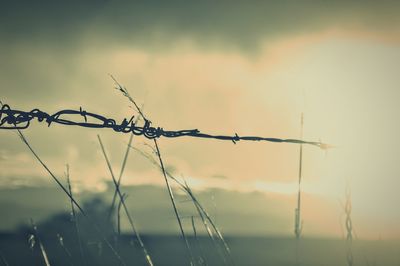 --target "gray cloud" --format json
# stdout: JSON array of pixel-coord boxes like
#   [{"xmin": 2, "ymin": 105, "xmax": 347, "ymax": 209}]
[
  {"xmin": 0, "ymin": 183, "xmax": 307, "ymax": 236},
  {"xmin": 1, "ymin": 1, "xmax": 399, "ymax": 105},
  {"xmin": 1, "ymin": 1, "xmax": 399, "ymax": 51}
]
